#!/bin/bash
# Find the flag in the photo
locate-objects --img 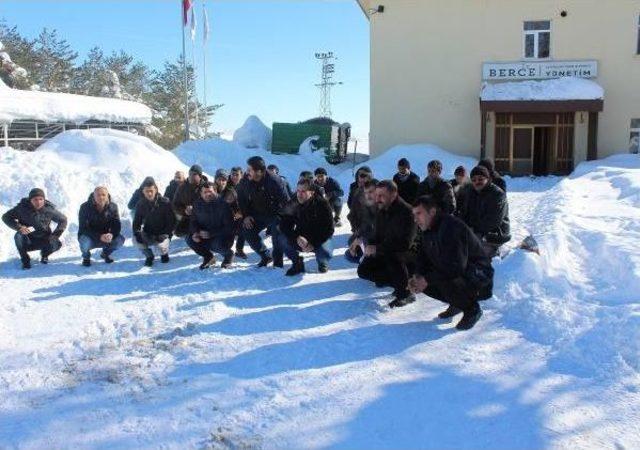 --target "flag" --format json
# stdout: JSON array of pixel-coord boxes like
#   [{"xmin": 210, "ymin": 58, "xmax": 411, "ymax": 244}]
[
  {"xmin": 203, "ymin": 5, "xmax": 210, "ymax": 44},
  {"xmin": 183, "ymin": 0, "xmax": 192, "ymax": 26},
  {"xmin": 190, "ymin": 5, "xmax": 197, "ymax": 41}
]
